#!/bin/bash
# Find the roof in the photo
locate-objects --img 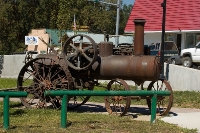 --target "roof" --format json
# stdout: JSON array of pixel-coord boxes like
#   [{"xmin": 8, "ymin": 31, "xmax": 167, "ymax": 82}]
[
  {"xmin": 68, "ymin": 33, "xmax": 133, "ymax": 44},
  {"xmin": 46, "ymin": 29, "xmax": 133, "ymax": 46},
  {"xmin": 125, "ymin": 0, "xmax": 200, "ymax": 33}
]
